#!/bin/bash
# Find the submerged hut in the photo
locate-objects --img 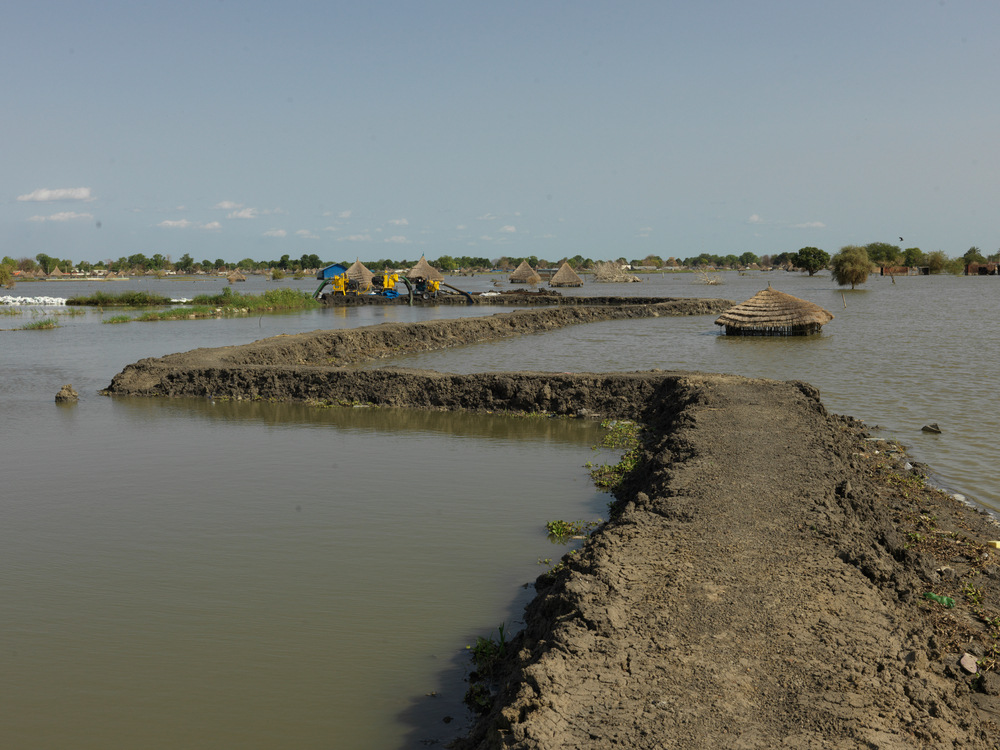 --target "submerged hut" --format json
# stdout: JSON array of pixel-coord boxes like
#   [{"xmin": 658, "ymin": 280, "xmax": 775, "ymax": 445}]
[
  {"xmin": 406, "ymin": 255, "xmax": 444, "ymax": 282},
  {"xmin": 227, "ymin": 271, "xmax": 247, "ymax": 283},
  {"xmin": 509, "ymin": 260, "xmax": 541, "ymax": 284},
  {"xmin": 346, "ymin": 258, "xmax": 375, "ymax": 289},
  {"xmin": 549, "ymin": 262, "xmax": 583, "ymax": 287},
  {"xmin": 715, "ymin": 285, "xmax": 834, "ymax": 336}
]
